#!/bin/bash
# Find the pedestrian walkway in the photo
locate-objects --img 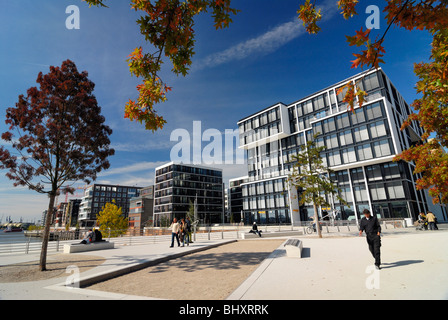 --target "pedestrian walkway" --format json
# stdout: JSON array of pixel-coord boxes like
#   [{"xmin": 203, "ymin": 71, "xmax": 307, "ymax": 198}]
[
  {"xmin": 228, "ymin": 229, "xmax": 448, "ymax": 300},
  {"xmin": 0, "ymin": 239, "xmax": 235, "ymax": 300},
  {"xmin": 1, "ymin": 227, "xmax": 447, "ymax": 300}
]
